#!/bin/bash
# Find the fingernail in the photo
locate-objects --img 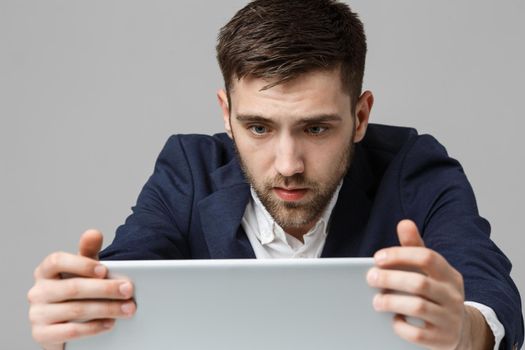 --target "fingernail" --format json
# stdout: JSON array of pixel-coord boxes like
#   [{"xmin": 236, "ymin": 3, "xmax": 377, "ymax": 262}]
[
  {"xmin": 121, "ymin": 301, "xmax": 134, "ymax": 315},
  {"xmin": 375, "ymin": 251, "xmax": 387, "ymax": 263},
  {"xmin": 119, "ymin": 282, "xmax": 132, "ymax": 297},
  {"xmin": 367, "ymin": 269, "xmax": 378, "ymax": 283},
  {"xmin": 373, "ymin": 294, "xmax": 382, "ymax": 310},
  {"xmin": 94, "ymin": 265, "xmax": 106, "ymax": 278},
  {"xmin": 103, "ymin": 320, "xmax": 114, "ymax": 329}
]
